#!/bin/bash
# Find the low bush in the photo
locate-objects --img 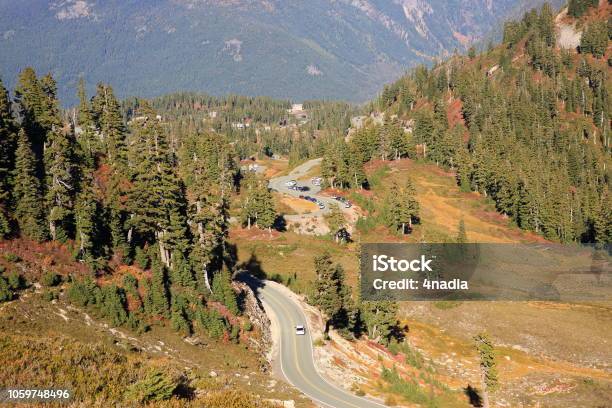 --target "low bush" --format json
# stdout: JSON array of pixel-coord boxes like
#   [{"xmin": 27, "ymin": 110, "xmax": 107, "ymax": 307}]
[
  {"xmin": 126, "ymin": 369, "xmax": 177, "ymax": 403},
  {"xmin": 7, "ymin": 272, "xmax": 26, "ymax": 290},
  {"xmin": 381, "ymin": 365, "xmax": 435, "ymax": 406},
  {"xmin": 0, "ymin": 276, "xmax": 13, "ymax": 302},
  {"xmin": 41, "ymin": 272, "xmax": 61, "ymax": 287},
  {"xmin": 3, "ymin": 252, "xmax": 21, "ymax": 263}
]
